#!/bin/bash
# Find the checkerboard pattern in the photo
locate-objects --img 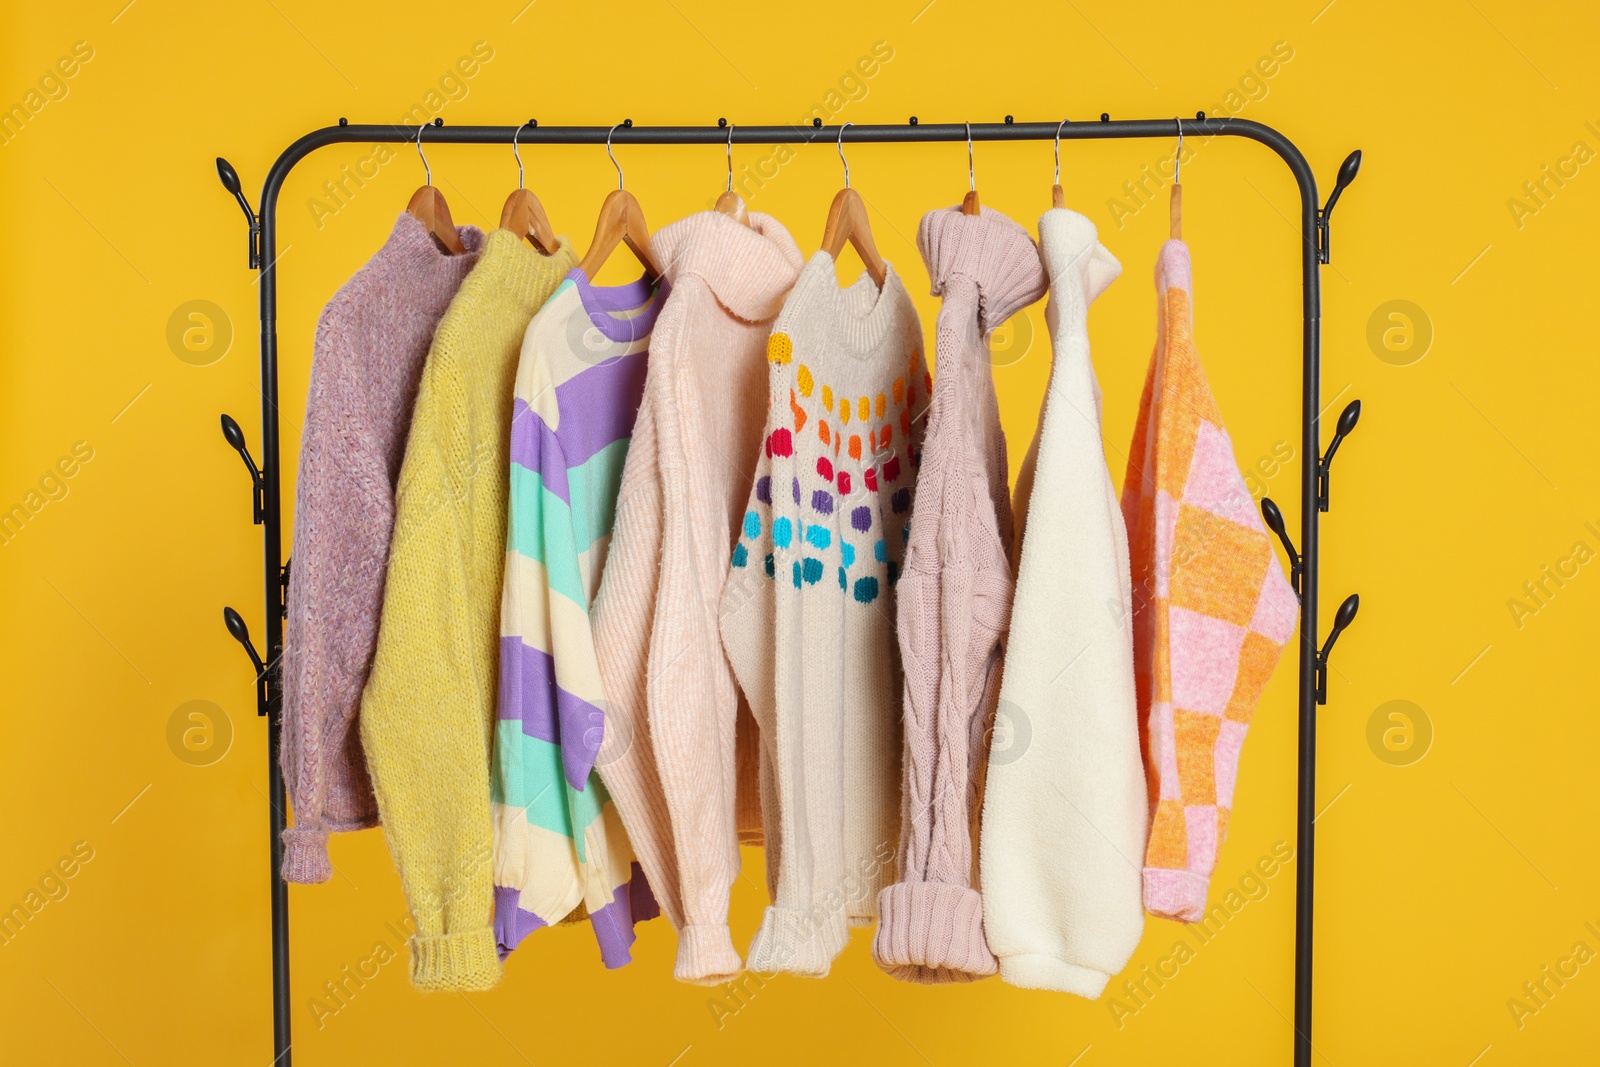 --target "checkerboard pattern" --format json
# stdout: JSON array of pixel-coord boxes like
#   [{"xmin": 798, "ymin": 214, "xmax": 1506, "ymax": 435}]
[{"xmin": 1121, "ymin": 241, "xmax": 1299, "ymax": 924}]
